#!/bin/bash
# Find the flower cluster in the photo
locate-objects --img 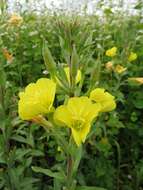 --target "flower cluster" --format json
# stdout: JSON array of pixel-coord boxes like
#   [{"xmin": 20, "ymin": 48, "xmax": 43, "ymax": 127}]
[
  {"xmin": 105, "ymin": 61, "xmax": 127, "ymax": 74},
  {"xmin": 18, "ymin": 77, "xmax": 116, "ymax": 146},
  {"xmin": 105, "ymin": 47, "xmax": 137, "ymax": 74}
]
